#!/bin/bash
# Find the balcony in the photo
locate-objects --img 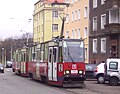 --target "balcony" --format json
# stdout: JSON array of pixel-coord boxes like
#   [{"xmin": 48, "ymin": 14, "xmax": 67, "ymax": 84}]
[
  {"xmin": 105, "ymin": 1, "xmax": 120, "ymax": 35},
  {"xmin": 104, "ymin": 23, "xmax": 120, "ymax": 34},
  {"xmin": 105, "ymin": 0, "xmax": 120, "ymax": 8}
]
